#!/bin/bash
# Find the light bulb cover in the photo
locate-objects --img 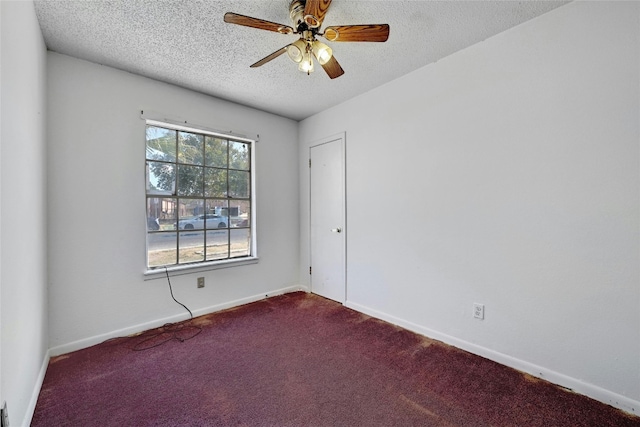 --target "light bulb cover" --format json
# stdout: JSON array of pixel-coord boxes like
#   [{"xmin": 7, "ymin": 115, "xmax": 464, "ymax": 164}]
[
  {"xmin": 312, "ymin": 40, "xmax": 333, "ymax": 65},
  {"xmin": 286, "ymin": 39, "xmax": 307, "ymax": 63},
  {"xmin": 298, "ymin": 51, "xmax": 314, "ymax": 73}
]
